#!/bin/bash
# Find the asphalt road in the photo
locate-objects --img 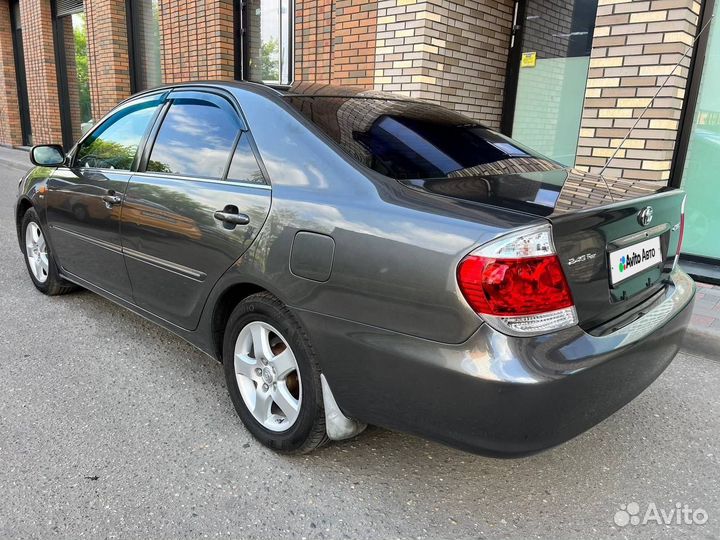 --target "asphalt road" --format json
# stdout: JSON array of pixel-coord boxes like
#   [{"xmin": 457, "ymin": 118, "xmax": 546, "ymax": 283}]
[{"xmin": 0, "ymin": 148, "xmax": 718, "ymax": 539}]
